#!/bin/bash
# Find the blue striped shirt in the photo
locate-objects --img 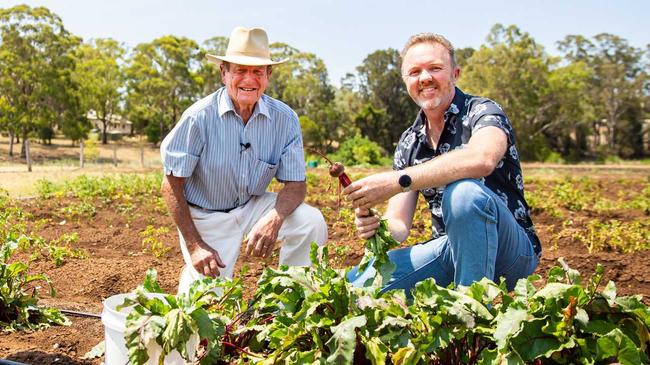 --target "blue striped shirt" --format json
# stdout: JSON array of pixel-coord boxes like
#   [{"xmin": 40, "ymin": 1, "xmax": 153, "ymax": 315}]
[{"xmin": 160, "ymin": 87, "xmax": 306, "ymax": 210}]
